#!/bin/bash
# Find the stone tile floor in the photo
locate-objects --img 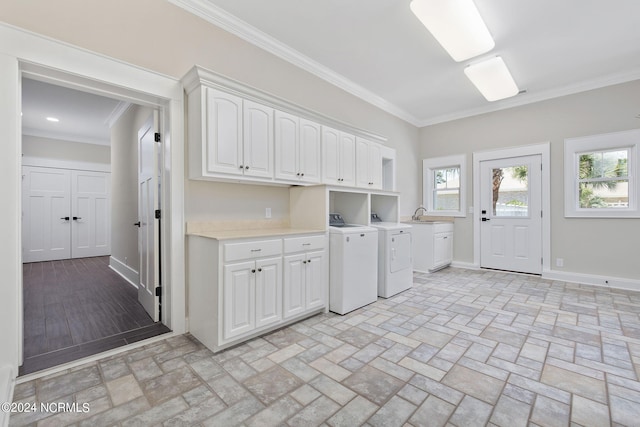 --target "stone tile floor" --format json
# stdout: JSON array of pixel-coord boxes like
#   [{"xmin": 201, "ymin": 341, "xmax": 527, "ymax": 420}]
[{"xmin": 10, "ymin": 268, "xmax": 640, "ymax": 426}]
